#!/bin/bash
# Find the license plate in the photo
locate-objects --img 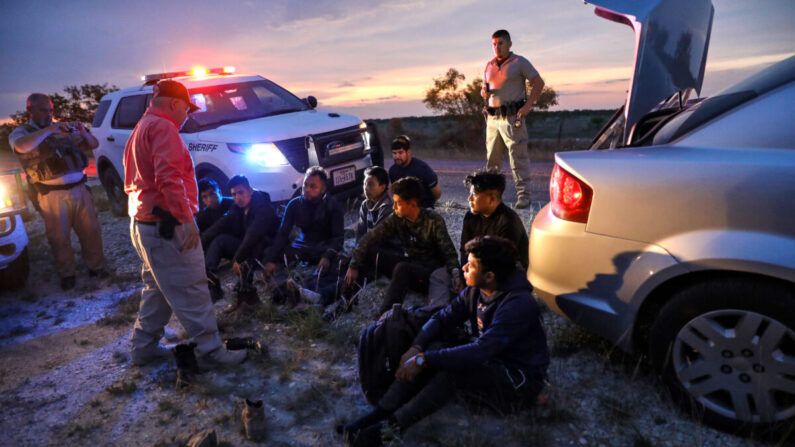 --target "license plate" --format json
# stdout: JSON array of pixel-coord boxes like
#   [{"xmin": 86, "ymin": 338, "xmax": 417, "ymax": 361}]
[{"xmin": 332, "ymin": 166, "xmax": 356, "ymax": 187}]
